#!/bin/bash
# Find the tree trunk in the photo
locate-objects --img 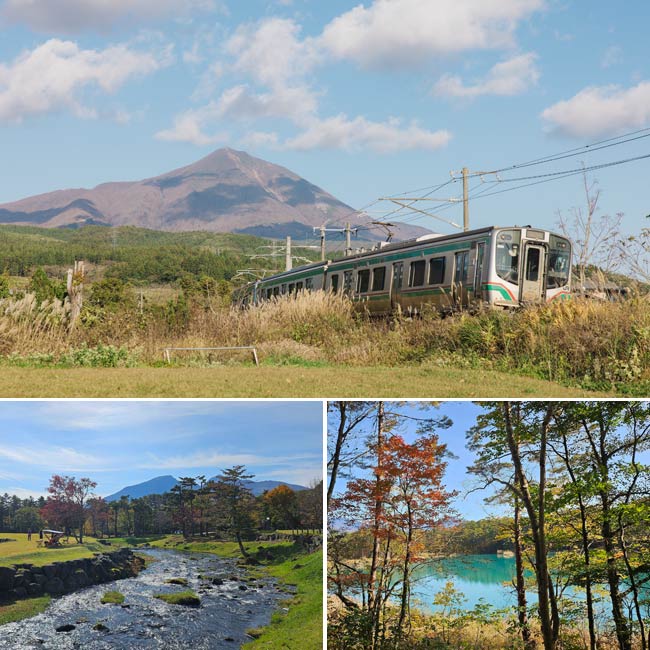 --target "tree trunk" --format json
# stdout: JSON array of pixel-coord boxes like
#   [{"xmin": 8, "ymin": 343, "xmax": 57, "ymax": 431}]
[
  {"xmin": 396, "ymin": 502, "xmax": 413, "ymax": 638},
  {"xmin": 236, "ymin": 531, "xmax": 249, "ymax": 559},
  {"xmin": 513, "ymin": 498, "xmax": 535, "ymax": 650},
  {"xmin": 368, "ymin": 401, "xmax": 385, "ymax": 650},
  {"xmin": 504, "ymin": 402, "xmax": 558, "ymax": 650},
  {"xmin": 327, "ymin": 402, "xmax": 347, "ymax": 506}
]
